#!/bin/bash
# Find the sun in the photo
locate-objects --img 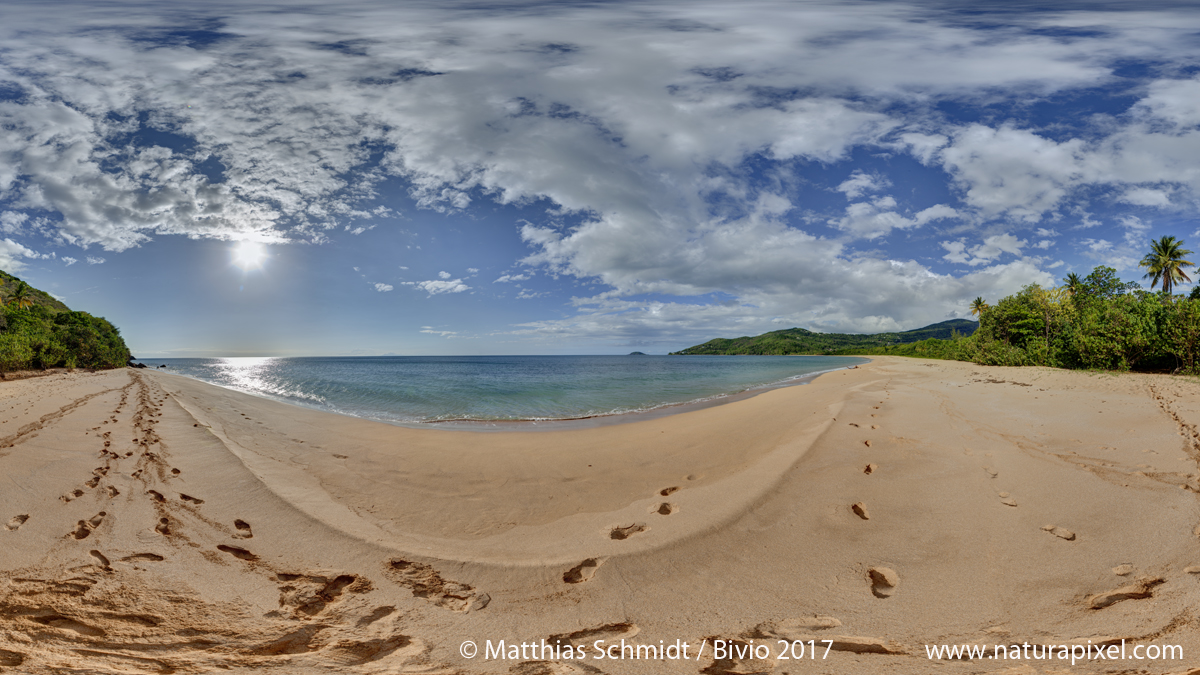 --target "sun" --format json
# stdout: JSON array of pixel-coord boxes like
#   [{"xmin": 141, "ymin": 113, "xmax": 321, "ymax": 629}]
[{"xmin": 232, "ymin": 241, "xmax": 266, "ymax": 270}]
